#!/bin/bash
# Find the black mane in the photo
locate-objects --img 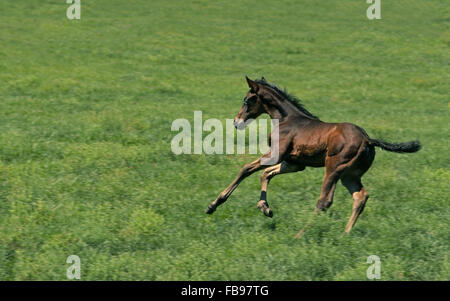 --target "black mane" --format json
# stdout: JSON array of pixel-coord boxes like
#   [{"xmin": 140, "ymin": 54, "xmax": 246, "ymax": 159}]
[{"xmin": 255, "ymin": 77, "xmax": 318, "ymax": 119}]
